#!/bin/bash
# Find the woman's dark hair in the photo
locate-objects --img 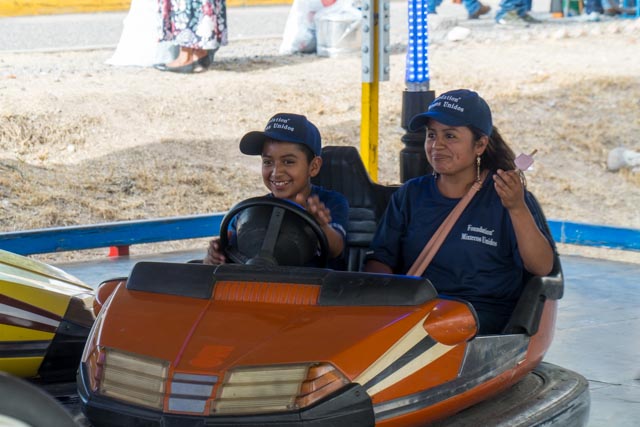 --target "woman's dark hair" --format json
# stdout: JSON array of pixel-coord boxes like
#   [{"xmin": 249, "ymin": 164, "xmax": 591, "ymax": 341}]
[
  {"xmin": 471, "ymin": 126, "xmax": 516, "ymax": 172},
  {"xmin": 471, "ymin": 126, "xmax": 527, "ymax": 185}
]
